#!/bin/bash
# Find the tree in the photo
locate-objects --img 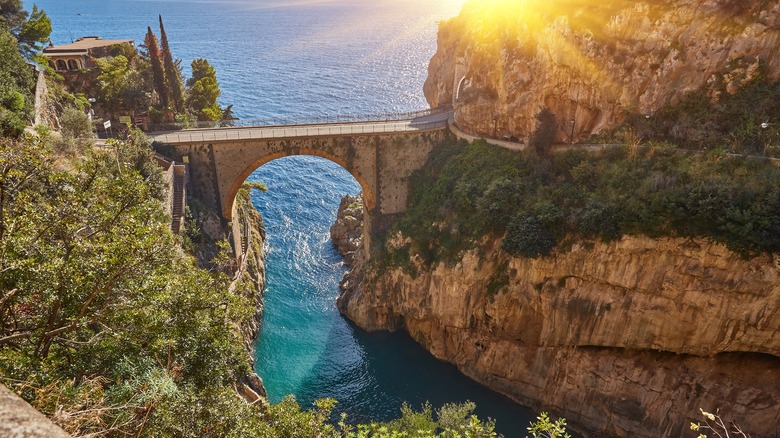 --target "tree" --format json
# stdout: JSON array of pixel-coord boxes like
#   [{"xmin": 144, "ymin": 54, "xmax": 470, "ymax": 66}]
[
  {"xmin": 0, "ymin": 0, "xmax": 27, "ymax": 31},
  {"xmin": 16, "ymin": 5, "xmax": 50, "ymax": 56},
  {"xmin": 144, "ymin": 26, "xmax": 168, "ymax": 109},
  {"xmin": 59, "ymin": 107, "xmax": 92, "ymax": 139},
  {"xmin": 96, "ymin": 55, "xmax": 131, "ymax": 113},
  {"xmin": 220, "ymin": 104, "xmax": 238, "ymax": 127},
  {"xmin": 0, "ymin": 29, "xmax": 34, "ymax": 137},
  {"xmin": 529, "ymin": 107, "xmax": 557, "ymax": 156},
  {"xmin": 0, "ymin": 1, "xmax": 50, "ymax": 58},
  {"xmin": 94, "ymin": 55, "xmax": 149, "ymax": 116},
  {"xmin": 526, "ymin": 412, "xmax": 571, "ymax": 438},
  {"xmin": 186, "ymin": 58, "xmax": 222, "ymax": 121},
  {"xmin": 158, "ymin": 15, "xmax": 184, "ymax": 113},
  {"xmin": 502, "ymin": 212, "xmax": 557, "ymax": 258}
]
